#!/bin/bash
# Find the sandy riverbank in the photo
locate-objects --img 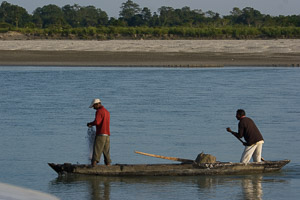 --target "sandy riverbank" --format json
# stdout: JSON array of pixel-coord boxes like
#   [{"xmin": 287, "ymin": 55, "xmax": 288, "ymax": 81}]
[{"xmin": 0, "ymin": 40, "xmax": 300, "ymax": 67}]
